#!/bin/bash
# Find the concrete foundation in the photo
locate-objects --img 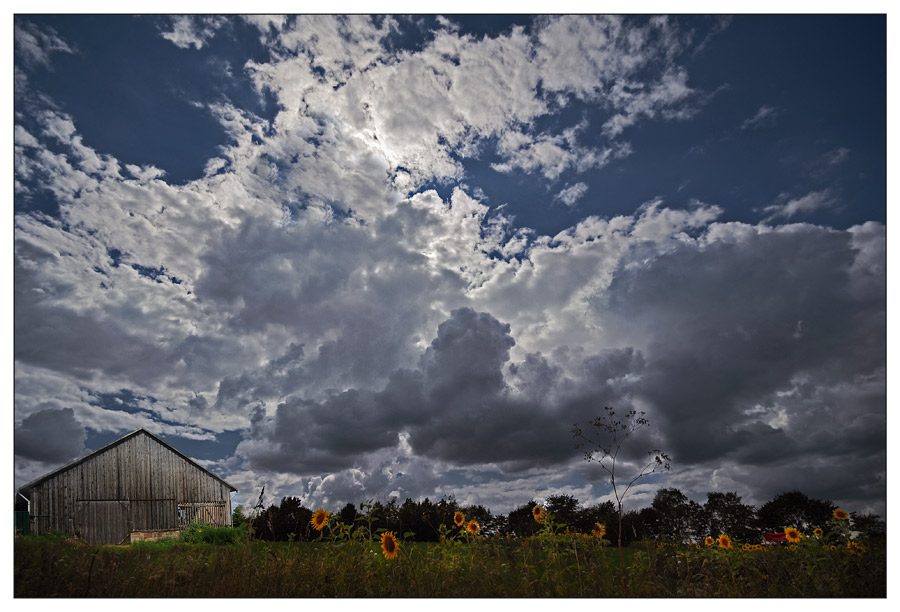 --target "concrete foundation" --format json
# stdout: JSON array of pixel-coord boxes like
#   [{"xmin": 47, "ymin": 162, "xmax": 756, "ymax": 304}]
[{"xmin": 130, "ymin": 529, "xmax": 180, "ymax": 543}]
